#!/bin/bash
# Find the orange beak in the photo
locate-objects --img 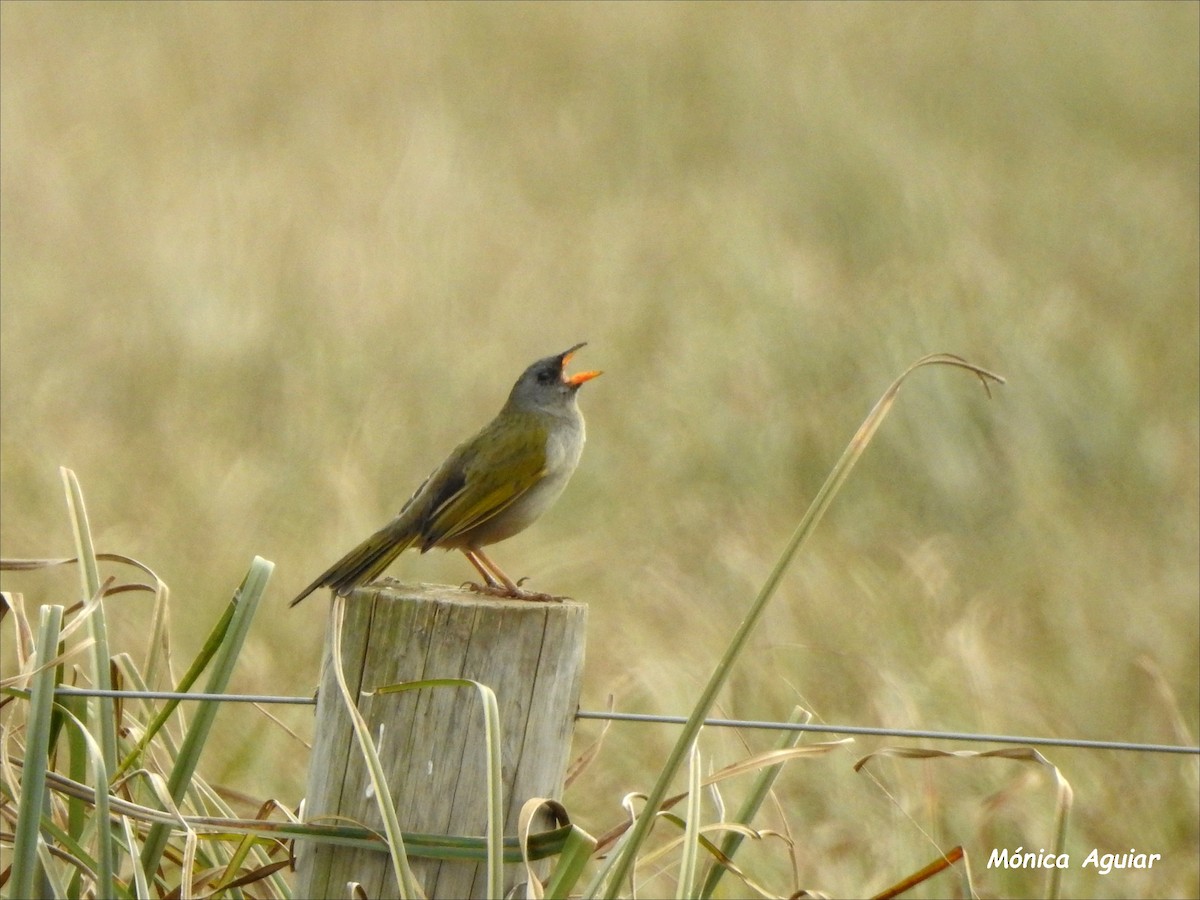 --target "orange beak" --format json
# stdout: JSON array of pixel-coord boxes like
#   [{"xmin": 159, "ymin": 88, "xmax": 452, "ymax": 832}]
[
  {"xmin": 561, "ymin": 343, "xmax": 601, "ymax": 386},
  {"xmin": 566, "ymin": 368, "xmax": 602, "ymax": 386}
]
